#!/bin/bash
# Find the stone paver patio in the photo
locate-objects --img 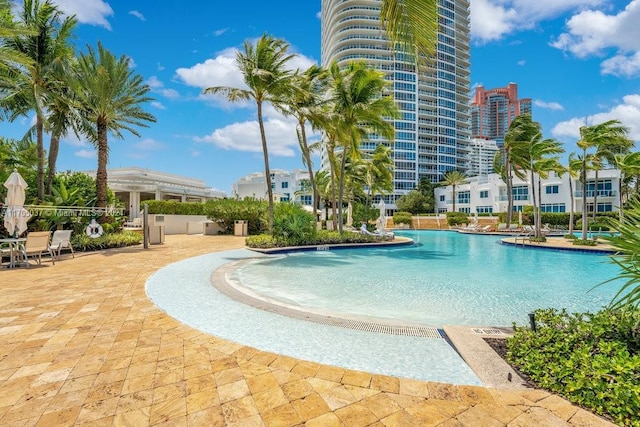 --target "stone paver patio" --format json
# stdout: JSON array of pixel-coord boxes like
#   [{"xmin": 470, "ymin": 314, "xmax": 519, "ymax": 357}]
[{"xmin": 0, "ymin": 234, "xmax": 615, "ymax": 426}]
